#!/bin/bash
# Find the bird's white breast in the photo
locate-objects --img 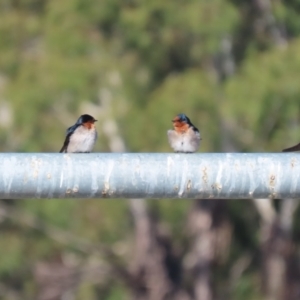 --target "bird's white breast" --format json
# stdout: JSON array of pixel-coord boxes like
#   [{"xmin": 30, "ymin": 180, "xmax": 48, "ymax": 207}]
[
  {"xmin": 167, "ymin": 128, "xmax": 200, "ymax": 153},
  {"xmin": 67, "ymin": 126, "xmax": 97, "ymax": 153}
]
